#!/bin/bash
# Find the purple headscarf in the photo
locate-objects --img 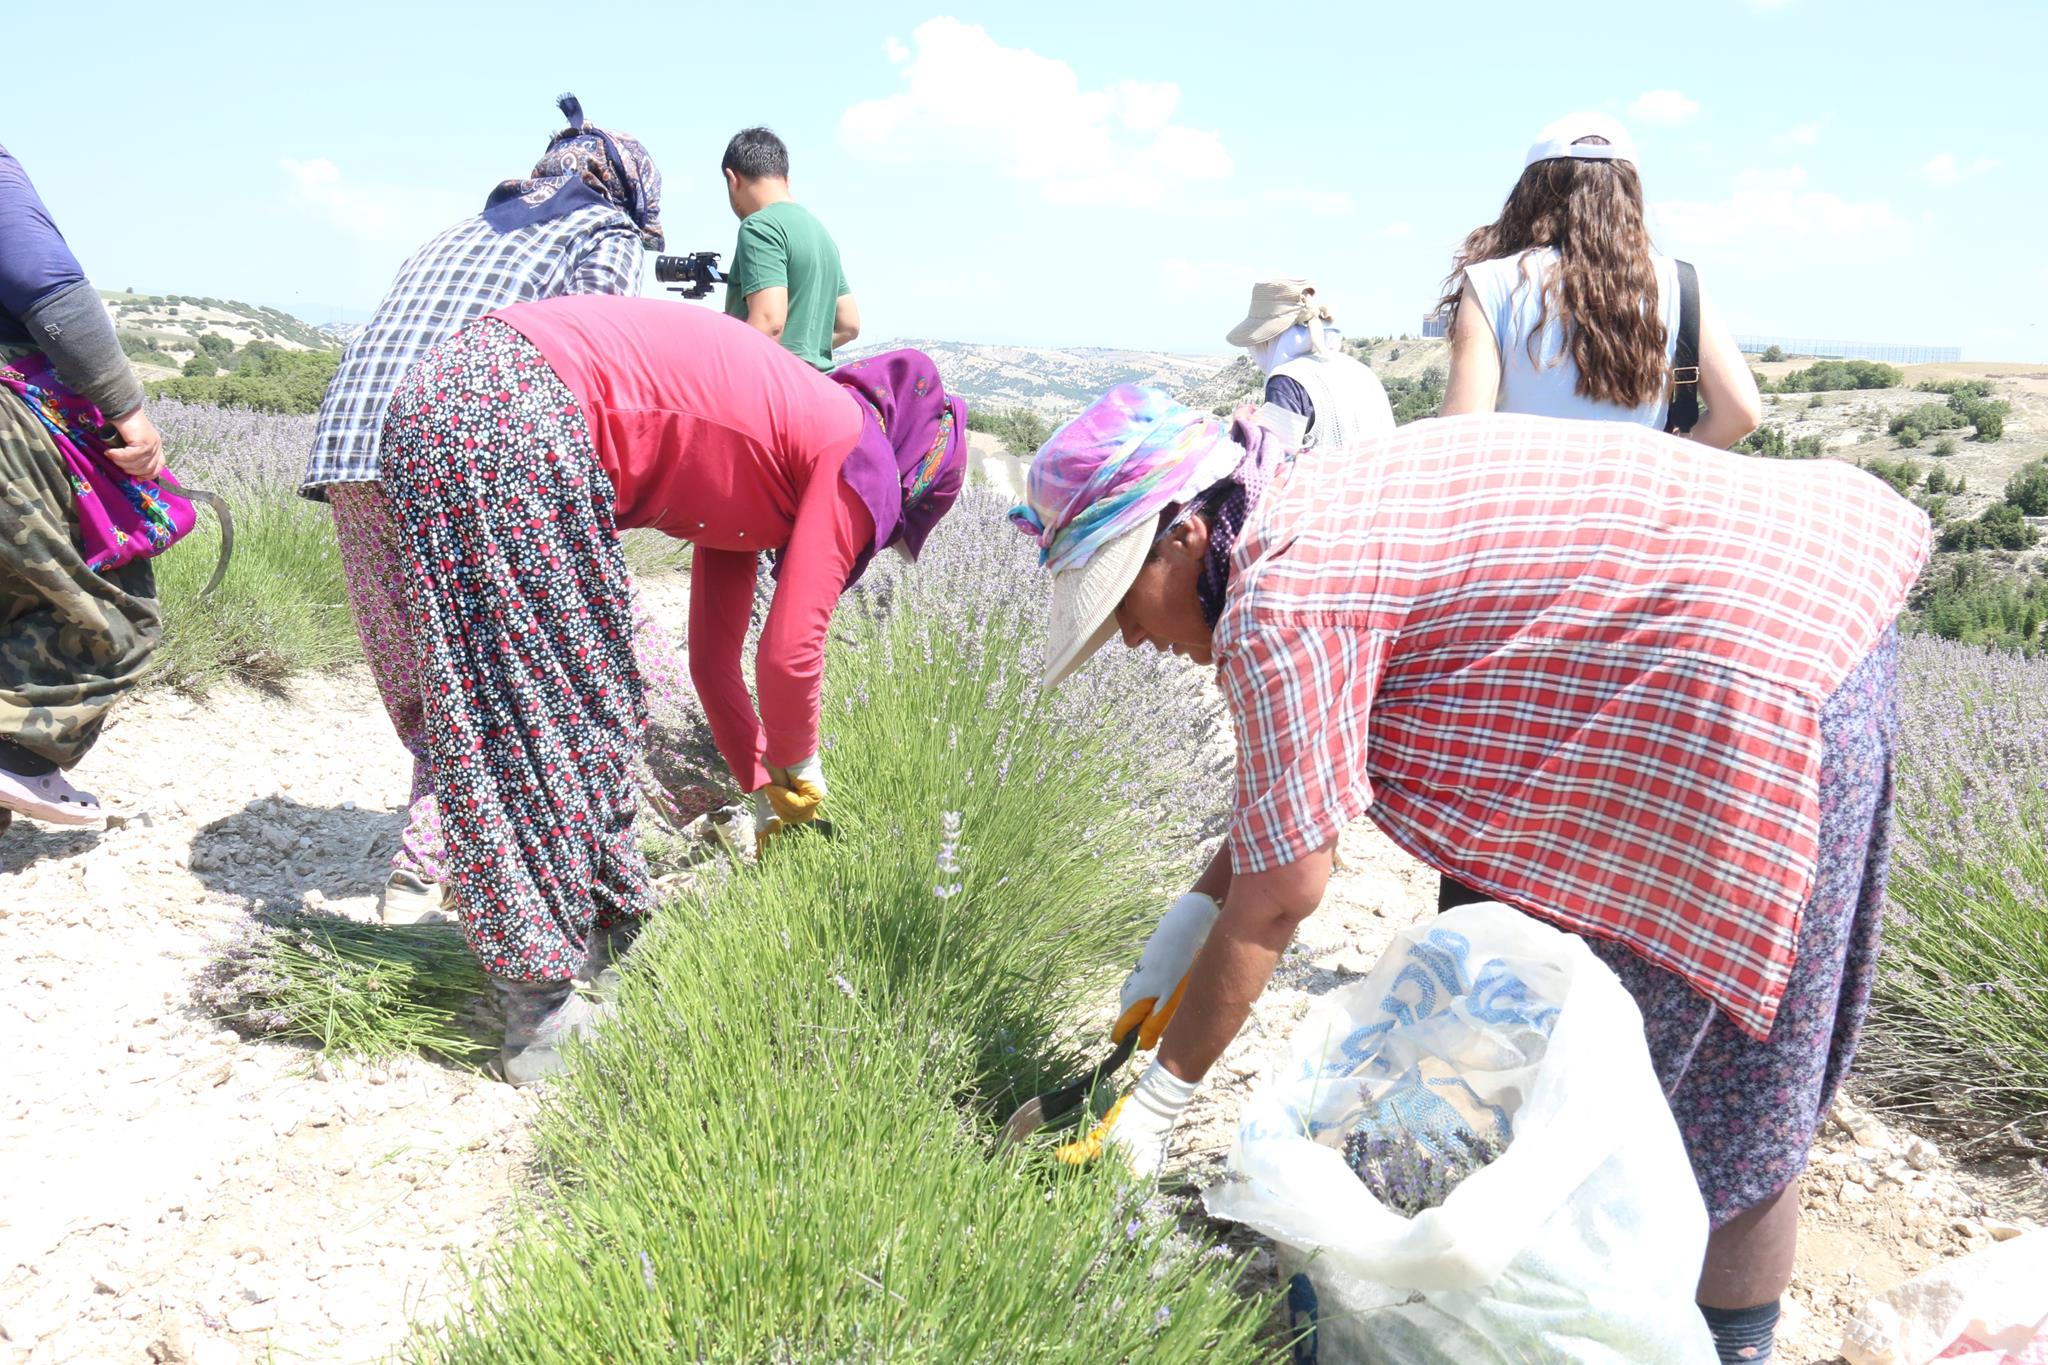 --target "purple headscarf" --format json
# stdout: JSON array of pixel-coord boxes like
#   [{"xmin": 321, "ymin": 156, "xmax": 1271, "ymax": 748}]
[
  {"xmin": 828, "ymin": 349, "xmax": 967, "ymax": 582},
  {"xmin": 483, "ymin": 94, "xmax": 664, "ymax": 247}
]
